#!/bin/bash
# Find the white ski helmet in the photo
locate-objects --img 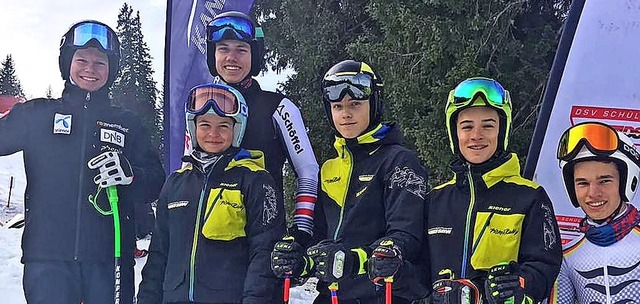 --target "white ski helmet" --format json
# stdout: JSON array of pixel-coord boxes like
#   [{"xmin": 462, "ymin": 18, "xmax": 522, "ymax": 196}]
[
  {"xmin": 185, "ymin": 83, "xmax": 248, "ymax": 151},
  {"xmin": 558, "ymin": 122, "xmax": 640, "ymax": 207}
]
